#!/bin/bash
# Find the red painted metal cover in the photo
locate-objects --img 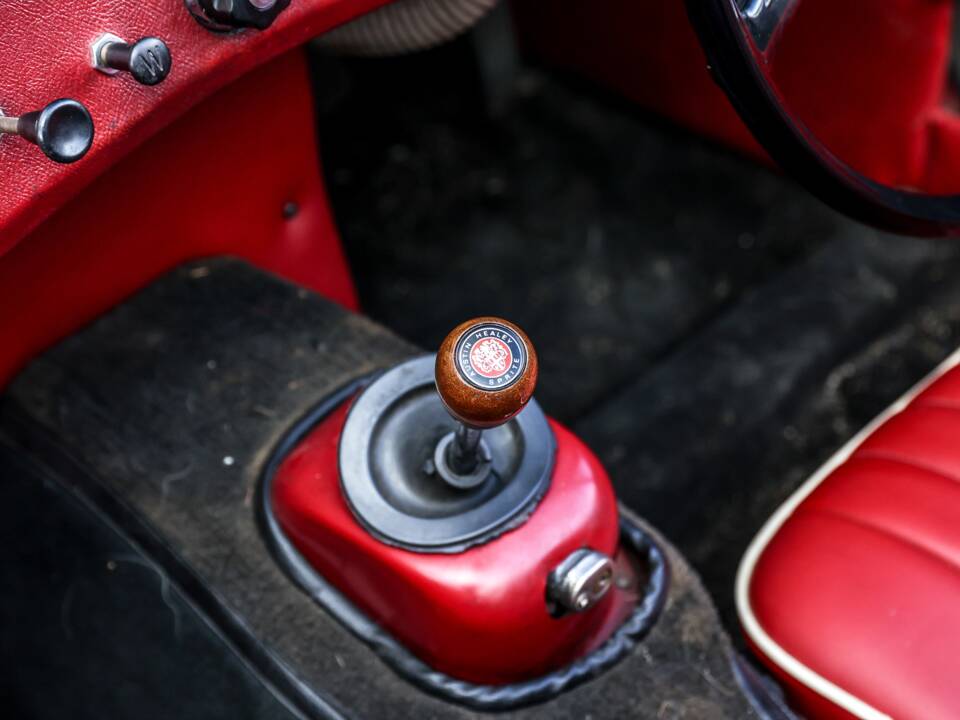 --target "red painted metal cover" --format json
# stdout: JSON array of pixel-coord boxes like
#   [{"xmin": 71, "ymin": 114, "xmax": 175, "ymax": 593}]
[{"xmin": 271, "ymin": 400, "xmax": 627, "ymax": 684}]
